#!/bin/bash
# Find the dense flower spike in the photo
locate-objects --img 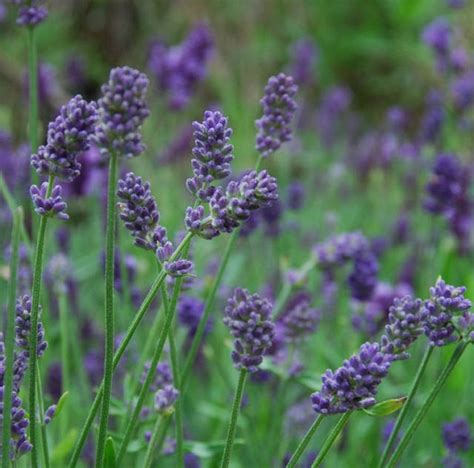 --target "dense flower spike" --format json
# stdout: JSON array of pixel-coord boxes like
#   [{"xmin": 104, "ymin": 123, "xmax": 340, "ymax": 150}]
[
  {"xmin": 311, "ymin": 342, "xmax": 392, "ymax": 414},
  {"xmin": 30, "ymin": 182, "xmax": 69, "ymax": 220},
  {"xmin": 420, "ymin": 90, "xmax": 444, "ymax": 143},
  {"xmin": 141, "ymin": 361, "xmax": 173, "ymax": 393},
  {"xmin": 422, "ymin": 279, "xmax": 471, "ymax": 346},
  {"xmin": 178, "ymin": 296, "xmax": 212, "ymax": 338},
  {"xmin": 290, "ymin": 38, "xmax": 318, "ymax": 87},
  {"xmin": 117, "ymin": 172, "xmax": 160, "ymax": 250},
  {"xmin": 154, "ymin": 385, "xmax": 179, "ymax": 412},
  {"xmin": 313, "ymin": 231, "xmax": 369, "ymax": 269},
  {"xmin": 348, "ymin": 250, "xmax": 379, "ymax": 301},
  {"xmin": 15, "ymin": 0, "xmax": 48, "ymax": 27},
  {"xmin": 280, "ymin": 291, "xmax": 320, "ymax": 341},
  {"xmin": 95, "ymin": 66, "xmax": 150, "ymax": 159},
  {"xmin": 148, "ymin": 23, "xmax": 214, "ymax": 110},
  {"xmin": 163, "ymin": 259, "xmax": 193, "ymax": 277},
  {"xmin": 223, "ymin": 288, "xmax": 275, "ymax": 373},
  {"xmin": 255, "ymin": 73, "xmax": 298, "ymax": 158},
  {"xmin": 186, "ymin": 111, "xmax": 234, "ymax": 201},
  {"xmin": 380, "ymin": 296, "xmax": 426, "ymax": 360},
  {"xmin": 31, "ymin": 95, "xmax": 98, "ymax": 181},
  {"xmin": 15, "ymin": 295, "xmax": 48, "ymax": 357},
  {"xmin": 442, "ymin": 418, "xmax": 472, "ymax": 453}
]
